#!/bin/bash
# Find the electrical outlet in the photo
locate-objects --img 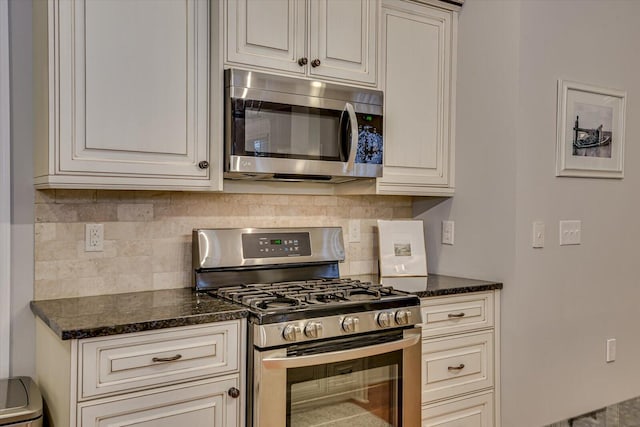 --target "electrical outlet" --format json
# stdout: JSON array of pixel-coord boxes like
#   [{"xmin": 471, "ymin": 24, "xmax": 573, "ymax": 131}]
[
  {"xmin": 560, "ymin": 220, "xmax": 581, "ymax": 245},
  {"xmin": 442, "ymin": 221, "xmax": 454, "ymax": 245},
  {"xmin": 606, "ymin": 338, "xmax": 616, "ymax": 363},
  {"xmin": 85, "ymin": 223, "xmax": 104, "ymax": 252},
  {"xmin": 348, "ymin": 219, "xmax": 361, "ymax": 243}
]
